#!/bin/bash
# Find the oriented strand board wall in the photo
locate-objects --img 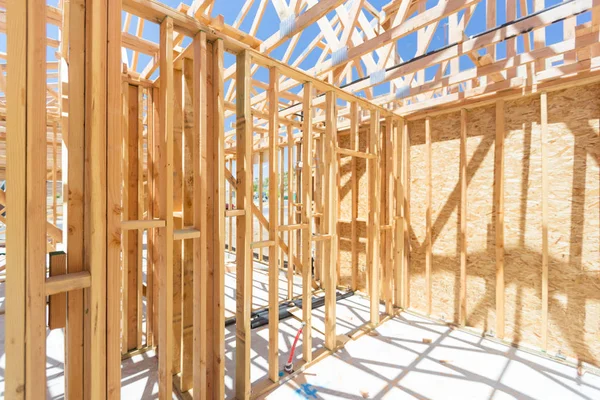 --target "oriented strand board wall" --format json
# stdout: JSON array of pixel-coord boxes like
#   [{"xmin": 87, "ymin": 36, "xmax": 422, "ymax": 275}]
[
  {"xmin": 546, "ymin": 84, "xmax": 600, "ymax": 365},
  {"xmin": 430, "ymin": 112, "xmax": 461, "ymax": 323},
  {"xmin": 338, "ymin": 126, "xmax": 368, "ymax": 289},
  {"xmin": 405, "ymin": 84, "xmax": 600, "ymax": 366},
  {"xmin": 409, "ymin": 120, "xmax": 427, "ymax": 312},
  {"xmin": 464, "ymin": 104, "xmax": 496, "ymax": 332},
  {"xmin": 504, "ymin": 96, "xmax": 543, "ymax": 347}
]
